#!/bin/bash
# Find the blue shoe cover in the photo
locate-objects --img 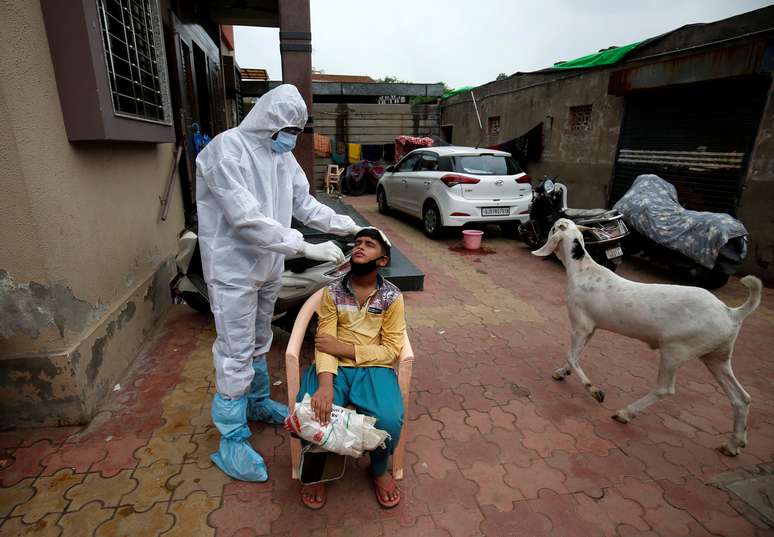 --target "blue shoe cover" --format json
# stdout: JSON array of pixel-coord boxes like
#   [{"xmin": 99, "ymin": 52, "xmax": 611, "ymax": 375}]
[
  {"xmin": 247, "ymin": 398, "xmax": 289, "ymax": 424},
  {"xmin": 246, "ymin": 357, "xmax": 289, "ymax": 425},
  {"xmin": 210, "ymin": 437, "xmax": 268, "ymax": 482},
  {"xmin": 210, "ymin": 393, "xmax": 268, "ymax": 482}
]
